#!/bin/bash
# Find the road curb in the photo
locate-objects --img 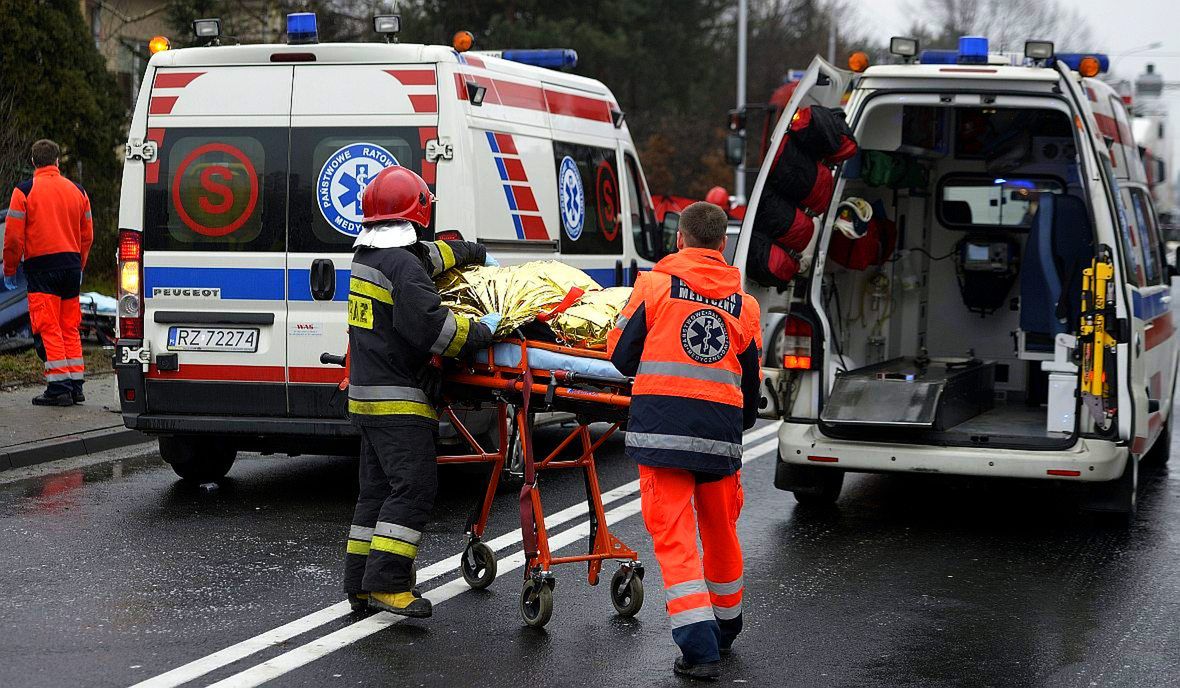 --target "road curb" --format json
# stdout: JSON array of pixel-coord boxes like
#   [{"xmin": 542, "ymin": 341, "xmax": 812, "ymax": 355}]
[{"xmin": 0, "ymin": 426, "xmax": 153, "ymax": 471}]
